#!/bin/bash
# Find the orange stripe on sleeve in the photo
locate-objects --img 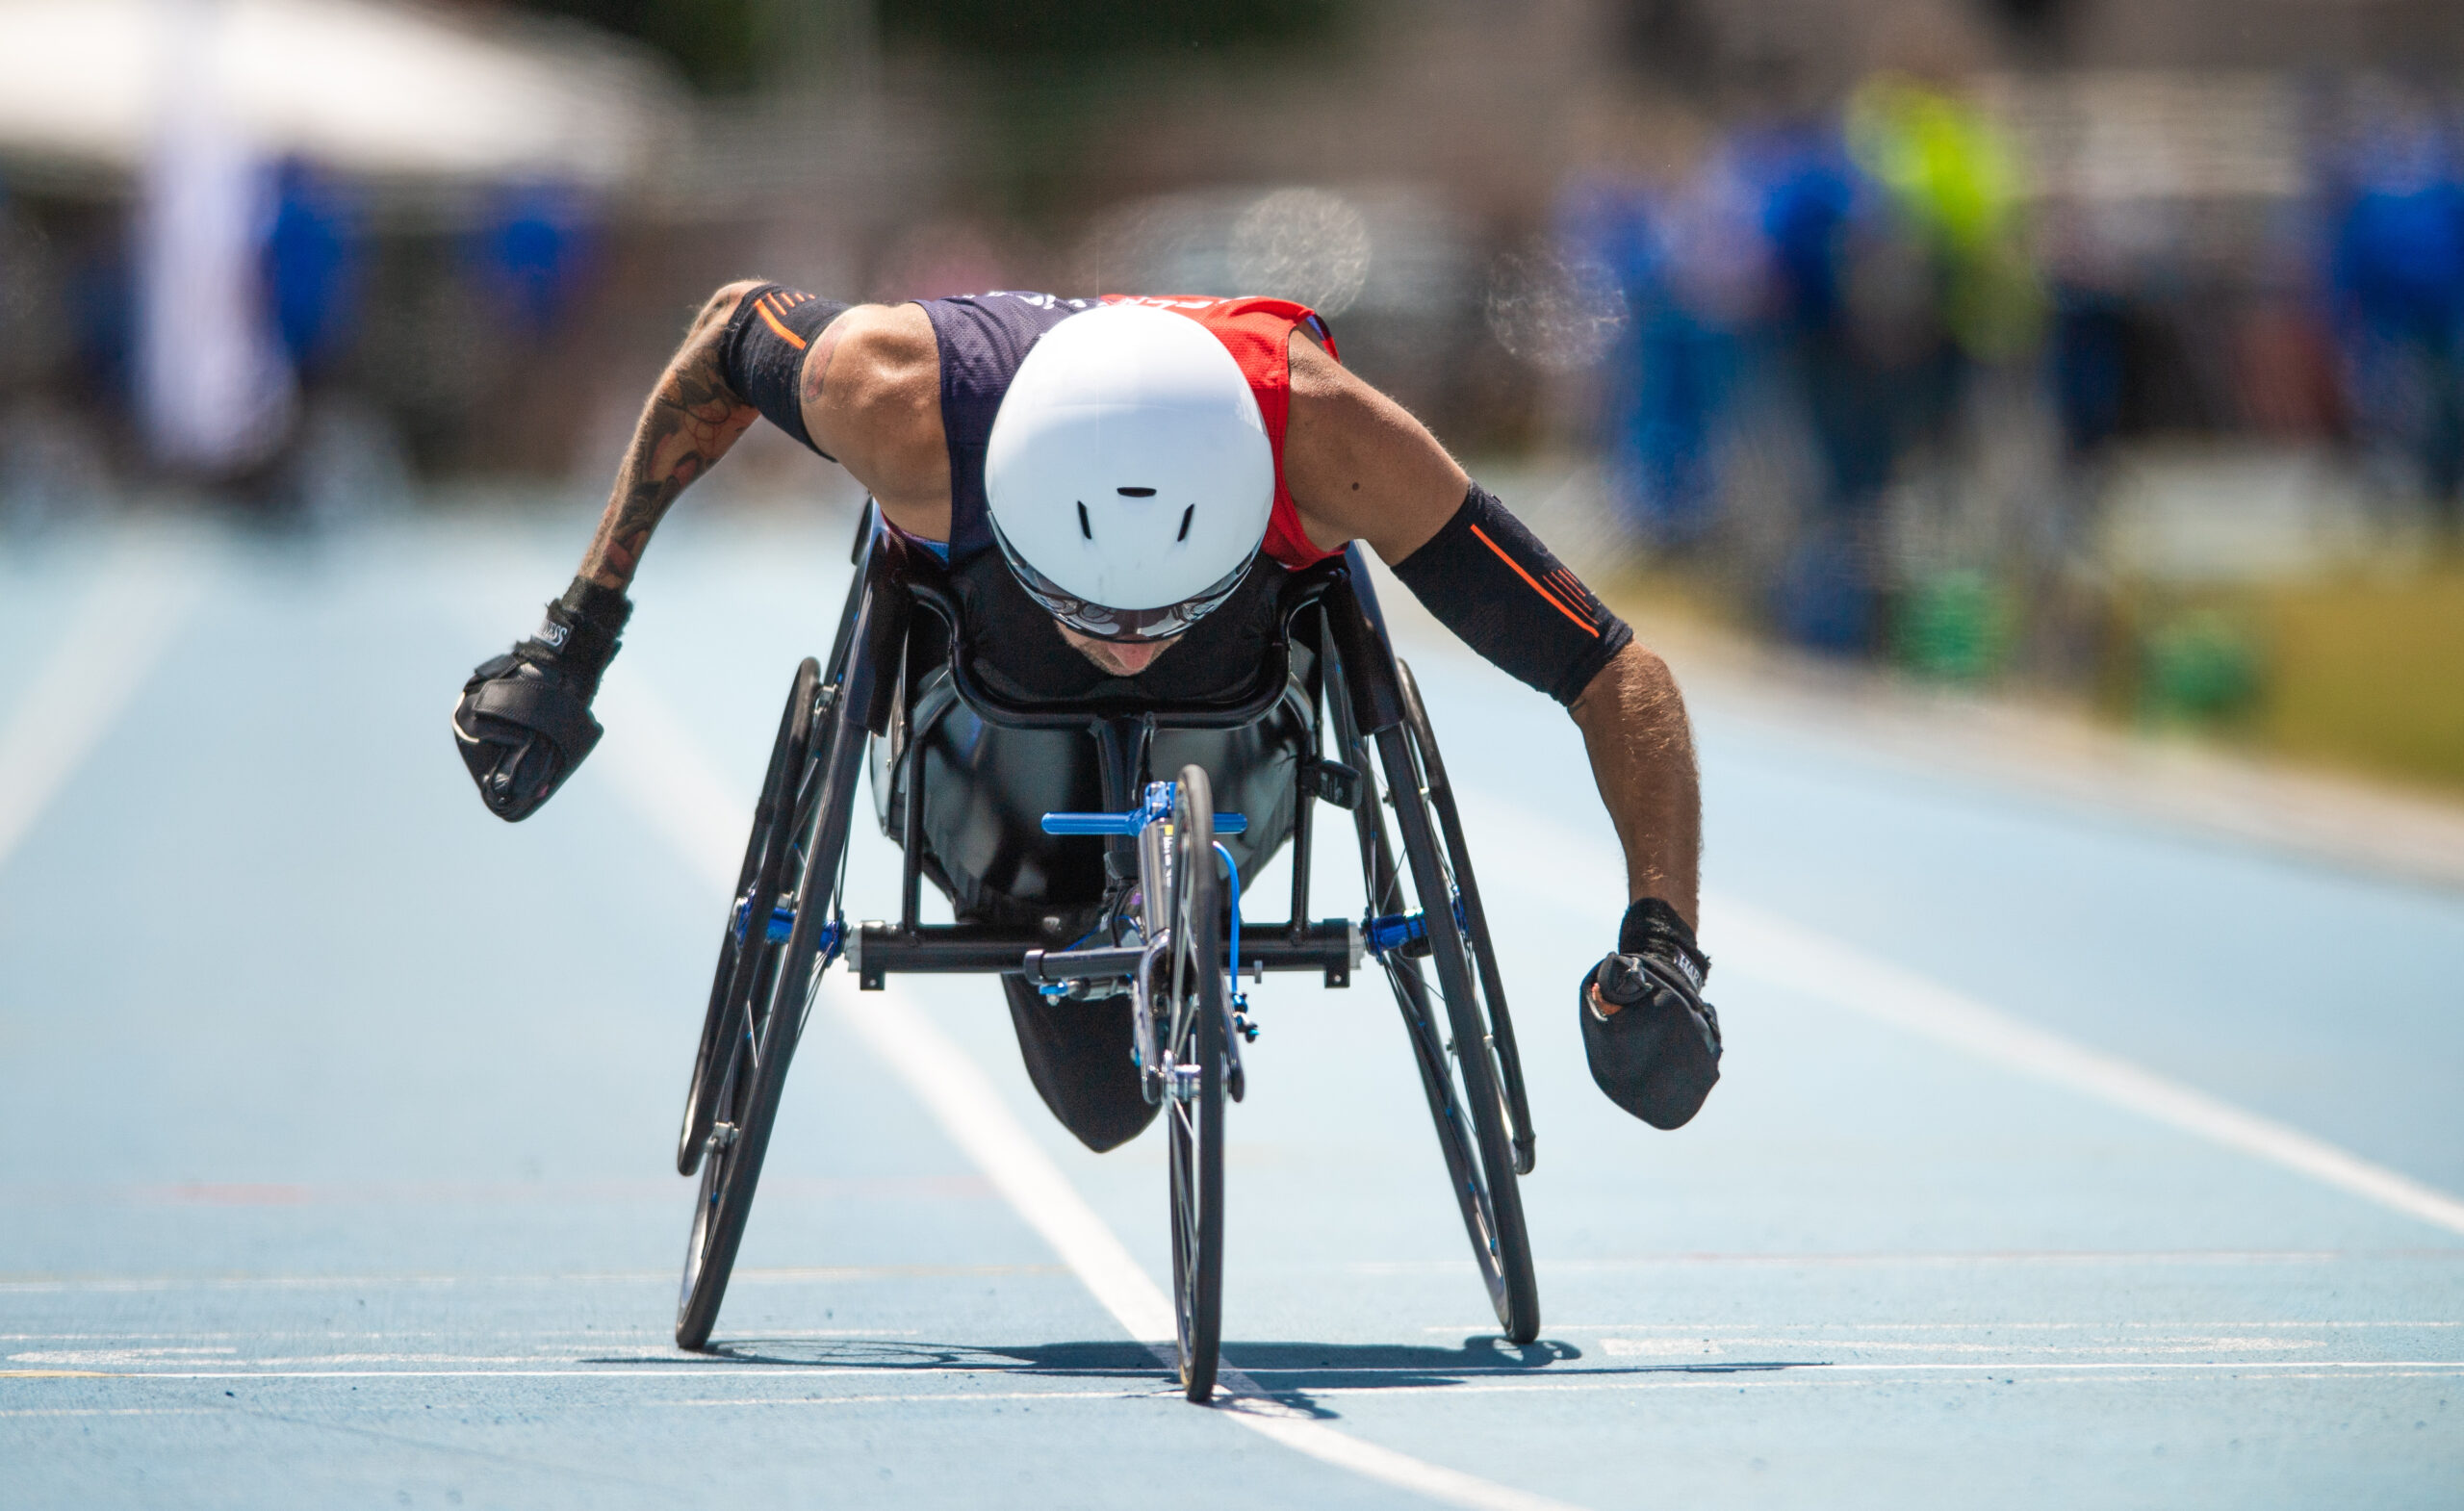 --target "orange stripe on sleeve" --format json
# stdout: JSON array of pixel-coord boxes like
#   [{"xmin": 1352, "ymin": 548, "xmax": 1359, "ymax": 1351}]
[
  {"xmin": 755, "ymin": 299, "xmax": 808, "ymax": 350},
  {"xmin": 1468, "ymin": 524, "xmax": 1600, "ymax": 637}
]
